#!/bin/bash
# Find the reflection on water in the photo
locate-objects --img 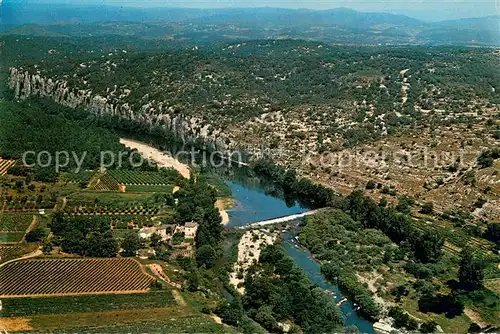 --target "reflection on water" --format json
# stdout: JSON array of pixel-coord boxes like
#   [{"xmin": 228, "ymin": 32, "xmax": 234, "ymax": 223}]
[{"xmin": 224, "ymin": 180, "xmax": 306, "ymax": 228}]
